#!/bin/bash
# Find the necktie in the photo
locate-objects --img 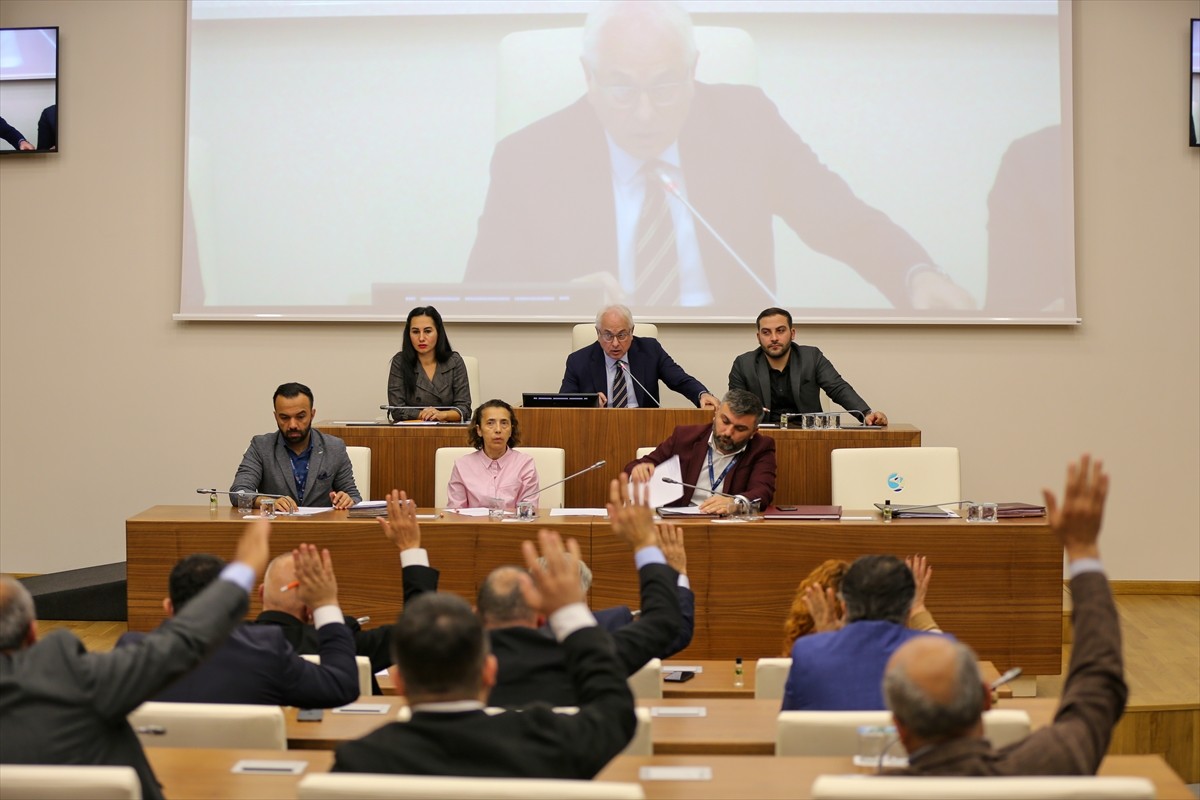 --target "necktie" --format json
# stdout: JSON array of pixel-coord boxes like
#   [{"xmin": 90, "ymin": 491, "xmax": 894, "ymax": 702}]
[
  {"xmin": 611, "ymin": 361, "xmax": 629, "ymax": 408},
  {"xmin": 635, "ymin": 162, "xmax": 680, "ymax": 306}
]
